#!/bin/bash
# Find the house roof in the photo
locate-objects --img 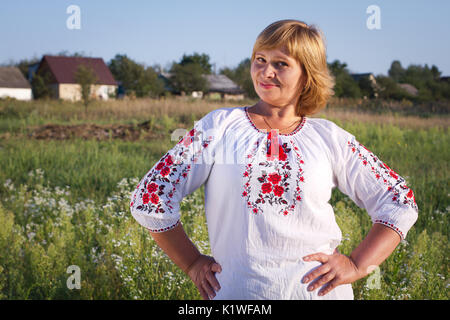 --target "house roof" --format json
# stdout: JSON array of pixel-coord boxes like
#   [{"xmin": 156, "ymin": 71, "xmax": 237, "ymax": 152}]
[
  {"xmin": 350, "ymin": 73, "xmax": 375, "ymax": 81},
  {"xmin": 39, "ymin": 55, "xmax": 117, "ymax": 85},
  {"xmin": 204, "ymin": 74, "xmax": 243, "ymax": 94},
  {"xmin": 0, "ymin": 67, "xmax": 31, "ymax": 89},
  {"xmin": 398, "ymin": 83, "xmax": 418, "ymax": 96},
  {"xmin": 158, "ymin": 72, "xmax": 243, "ymax": 94}
]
